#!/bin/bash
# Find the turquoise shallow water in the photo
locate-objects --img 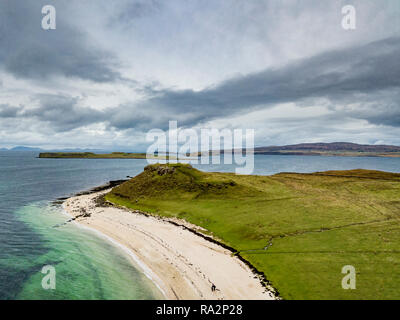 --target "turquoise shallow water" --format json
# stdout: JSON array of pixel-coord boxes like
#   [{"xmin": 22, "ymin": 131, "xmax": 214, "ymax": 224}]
[
  {"xmin": 15, "ymin": 203, "xmax": 163, "ymax": 300},
  {"xmin": 0, "ymin": 151, "xmax": 399, "ymax": 299},
  {"xmin": 0, "ymin": 151, "xmax": 162, "ymax": 300}
]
